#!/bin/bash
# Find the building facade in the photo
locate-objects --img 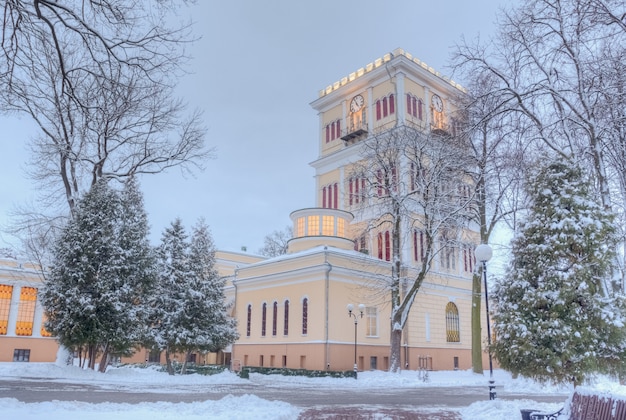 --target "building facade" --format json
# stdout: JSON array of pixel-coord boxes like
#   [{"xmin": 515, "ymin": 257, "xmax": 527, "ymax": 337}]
[
  {"xmin": 229, "ymin": 48, "xmax": 486, "ymax": 372},
  {"xmin": 1, "ymin": 49, "xmax": 488, "ymax": 372},
  {"xmin": 0, "ymin": 257, "xmax": 58, "ymax": 362}
]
